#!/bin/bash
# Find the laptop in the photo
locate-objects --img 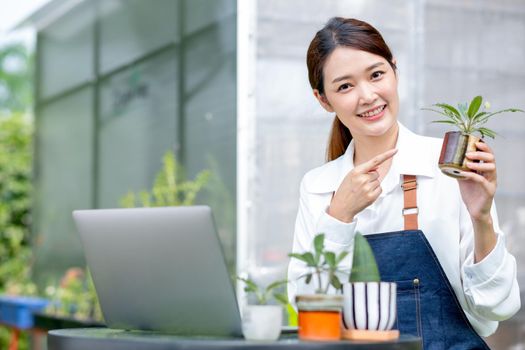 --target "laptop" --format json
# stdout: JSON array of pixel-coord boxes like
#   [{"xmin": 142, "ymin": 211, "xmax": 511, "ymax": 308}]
[{"xmin": 73, "ymin": 206, "xmax": 243, "ymax": 337}]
